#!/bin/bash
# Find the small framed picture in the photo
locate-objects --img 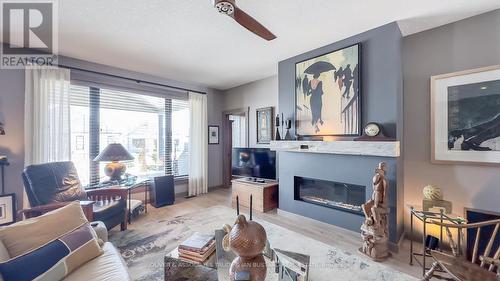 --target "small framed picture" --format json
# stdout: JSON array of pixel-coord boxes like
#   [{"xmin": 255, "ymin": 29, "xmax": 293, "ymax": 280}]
[
  {"xmin": 0, "ymin": 194, "xmax": 16, "ymax": 226},
  {"xmin": 208, "ymin": 125, "xmax": 220, "ymax": 145},
  {"xmin": 431, "ymin": 64, "xmax": 500, "ymax": 164},
  {"xmin": 256, "ymin": 107, "xmax": 274, "ymax": 144}
]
